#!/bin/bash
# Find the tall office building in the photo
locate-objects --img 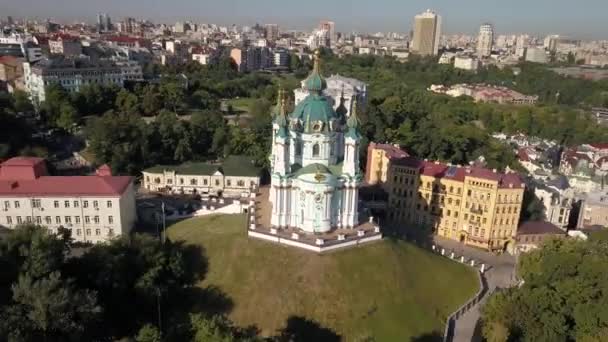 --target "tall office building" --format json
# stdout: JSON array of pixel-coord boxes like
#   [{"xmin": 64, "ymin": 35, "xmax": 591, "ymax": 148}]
[
  {"xmin": 319, "ymin": 20, "xmax": 336, "ymax": 46},
  {"xmin": 477, "ymin": 23, "xmax": 494, "ymax": 58},
  {"xmin": 97, "ymin": 13, "xmax": 112, "ymax": 32},
  {"xmin": 264, "ymin": 24, "xmax": 279, "ymax": 41},
  {"xmin": 411, "ymin": 9, "xmax": 442, "ymax": 56}
]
